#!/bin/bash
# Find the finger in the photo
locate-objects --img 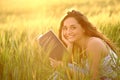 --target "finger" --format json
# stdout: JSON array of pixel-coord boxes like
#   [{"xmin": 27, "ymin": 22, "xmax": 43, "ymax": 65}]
[
  {"xmin": 49, "ymin": 58, "xmax": 57, "ymax": 66},
  {"xmin": 62, "ymin": 31, "xmax": 67, "ymax": 42},
  {"xmin": 61, "ymin": 31, "xmax": 64, "ymax": 40},
  {"xmin": 49, "ymin": 58, "xmax": 57, "ymax": 62}
]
